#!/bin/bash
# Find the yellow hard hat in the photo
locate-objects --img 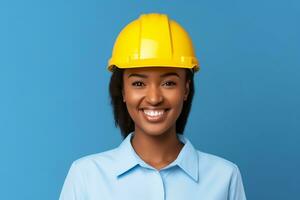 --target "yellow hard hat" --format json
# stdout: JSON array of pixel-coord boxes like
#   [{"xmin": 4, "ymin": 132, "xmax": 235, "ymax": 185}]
[{"xmin": 107, "ymin": 13, "xmax": 200, "ymax": 72}]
